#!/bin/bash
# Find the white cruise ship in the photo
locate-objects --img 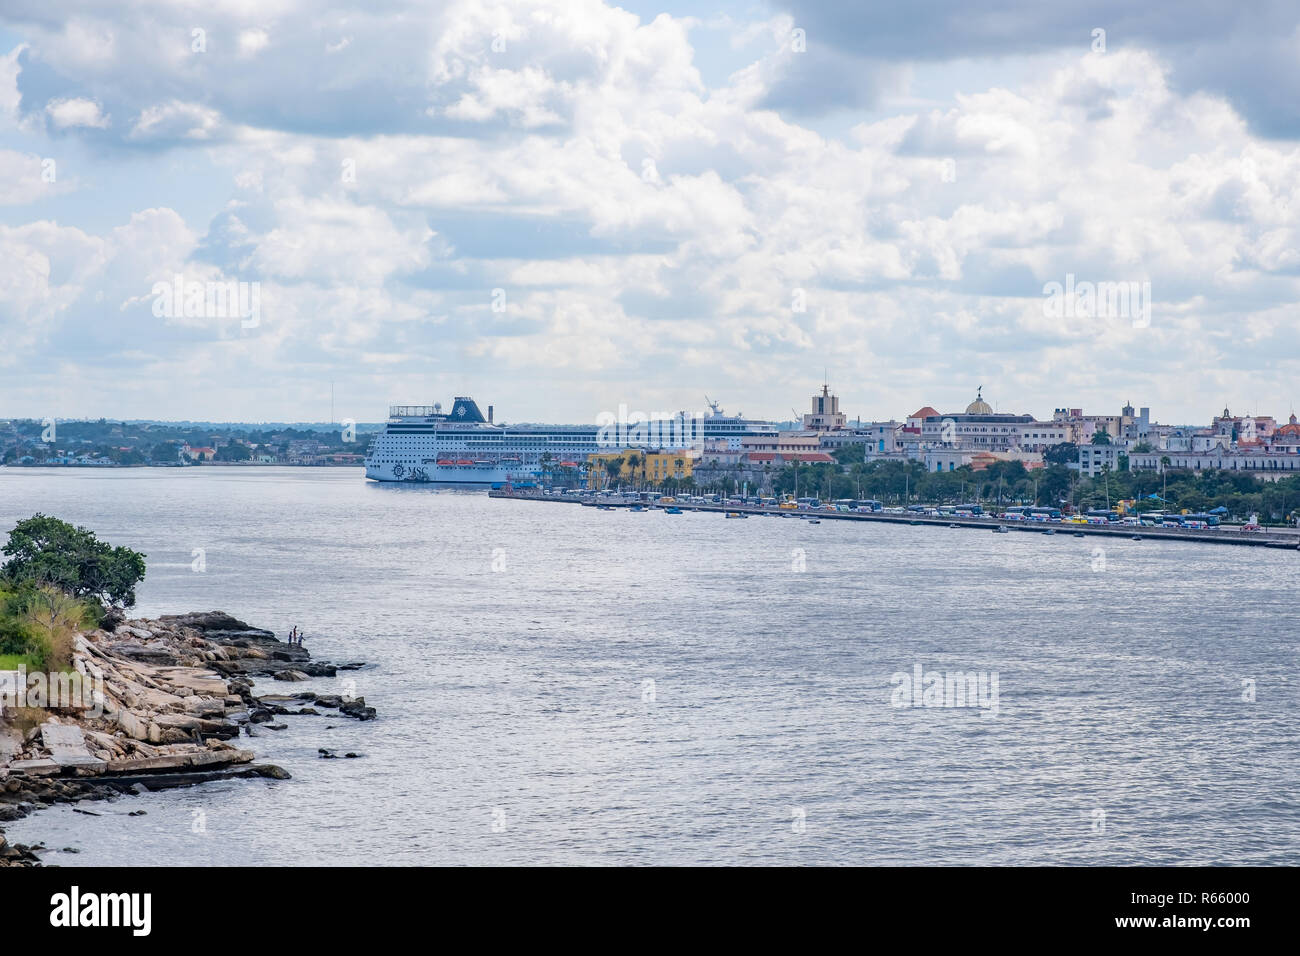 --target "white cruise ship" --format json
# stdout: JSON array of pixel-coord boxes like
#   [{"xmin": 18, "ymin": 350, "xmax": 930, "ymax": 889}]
[{"xmin": 363, "ymin": 397, "xmax": 777, "ymax": 483}]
